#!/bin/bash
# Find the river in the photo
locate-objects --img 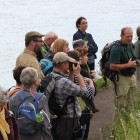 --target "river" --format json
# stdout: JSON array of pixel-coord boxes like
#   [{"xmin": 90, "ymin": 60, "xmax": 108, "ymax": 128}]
[{"xmin": 0, "ymin": 0, "xmax": 140, "ymax": 88}]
